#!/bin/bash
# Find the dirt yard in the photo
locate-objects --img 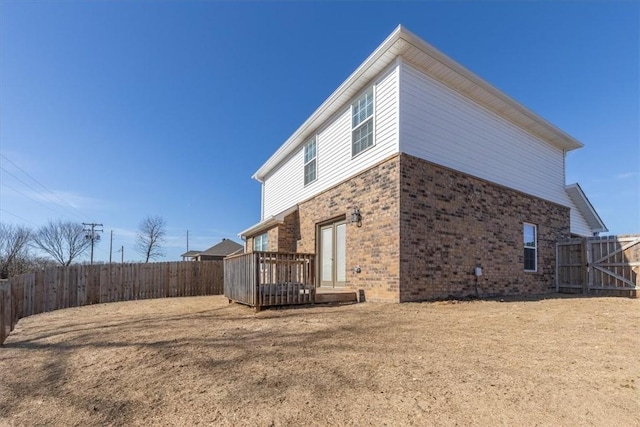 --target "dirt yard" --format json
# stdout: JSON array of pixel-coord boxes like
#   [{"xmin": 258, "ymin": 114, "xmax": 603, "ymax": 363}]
[{"xmin": 1, "ymin": 295, "xmax": 639, "ymax": 426}]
